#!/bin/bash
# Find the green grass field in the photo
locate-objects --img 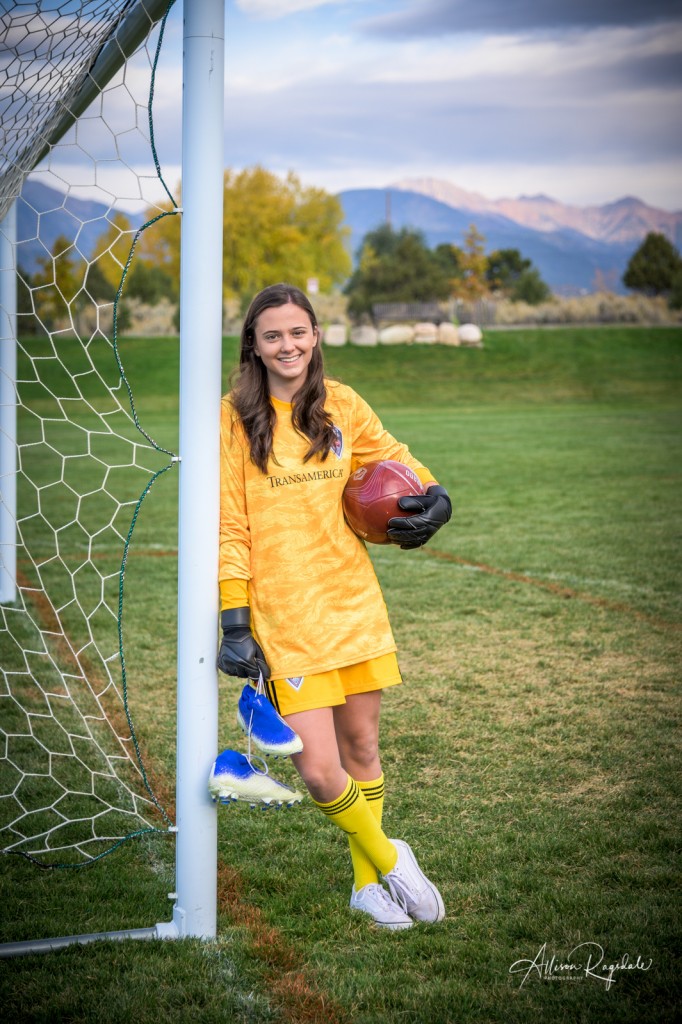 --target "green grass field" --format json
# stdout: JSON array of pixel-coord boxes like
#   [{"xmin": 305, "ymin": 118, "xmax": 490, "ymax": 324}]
[{"xmin": 1, "ymin": 326, "xmax": 681, "ymax": 1023}]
